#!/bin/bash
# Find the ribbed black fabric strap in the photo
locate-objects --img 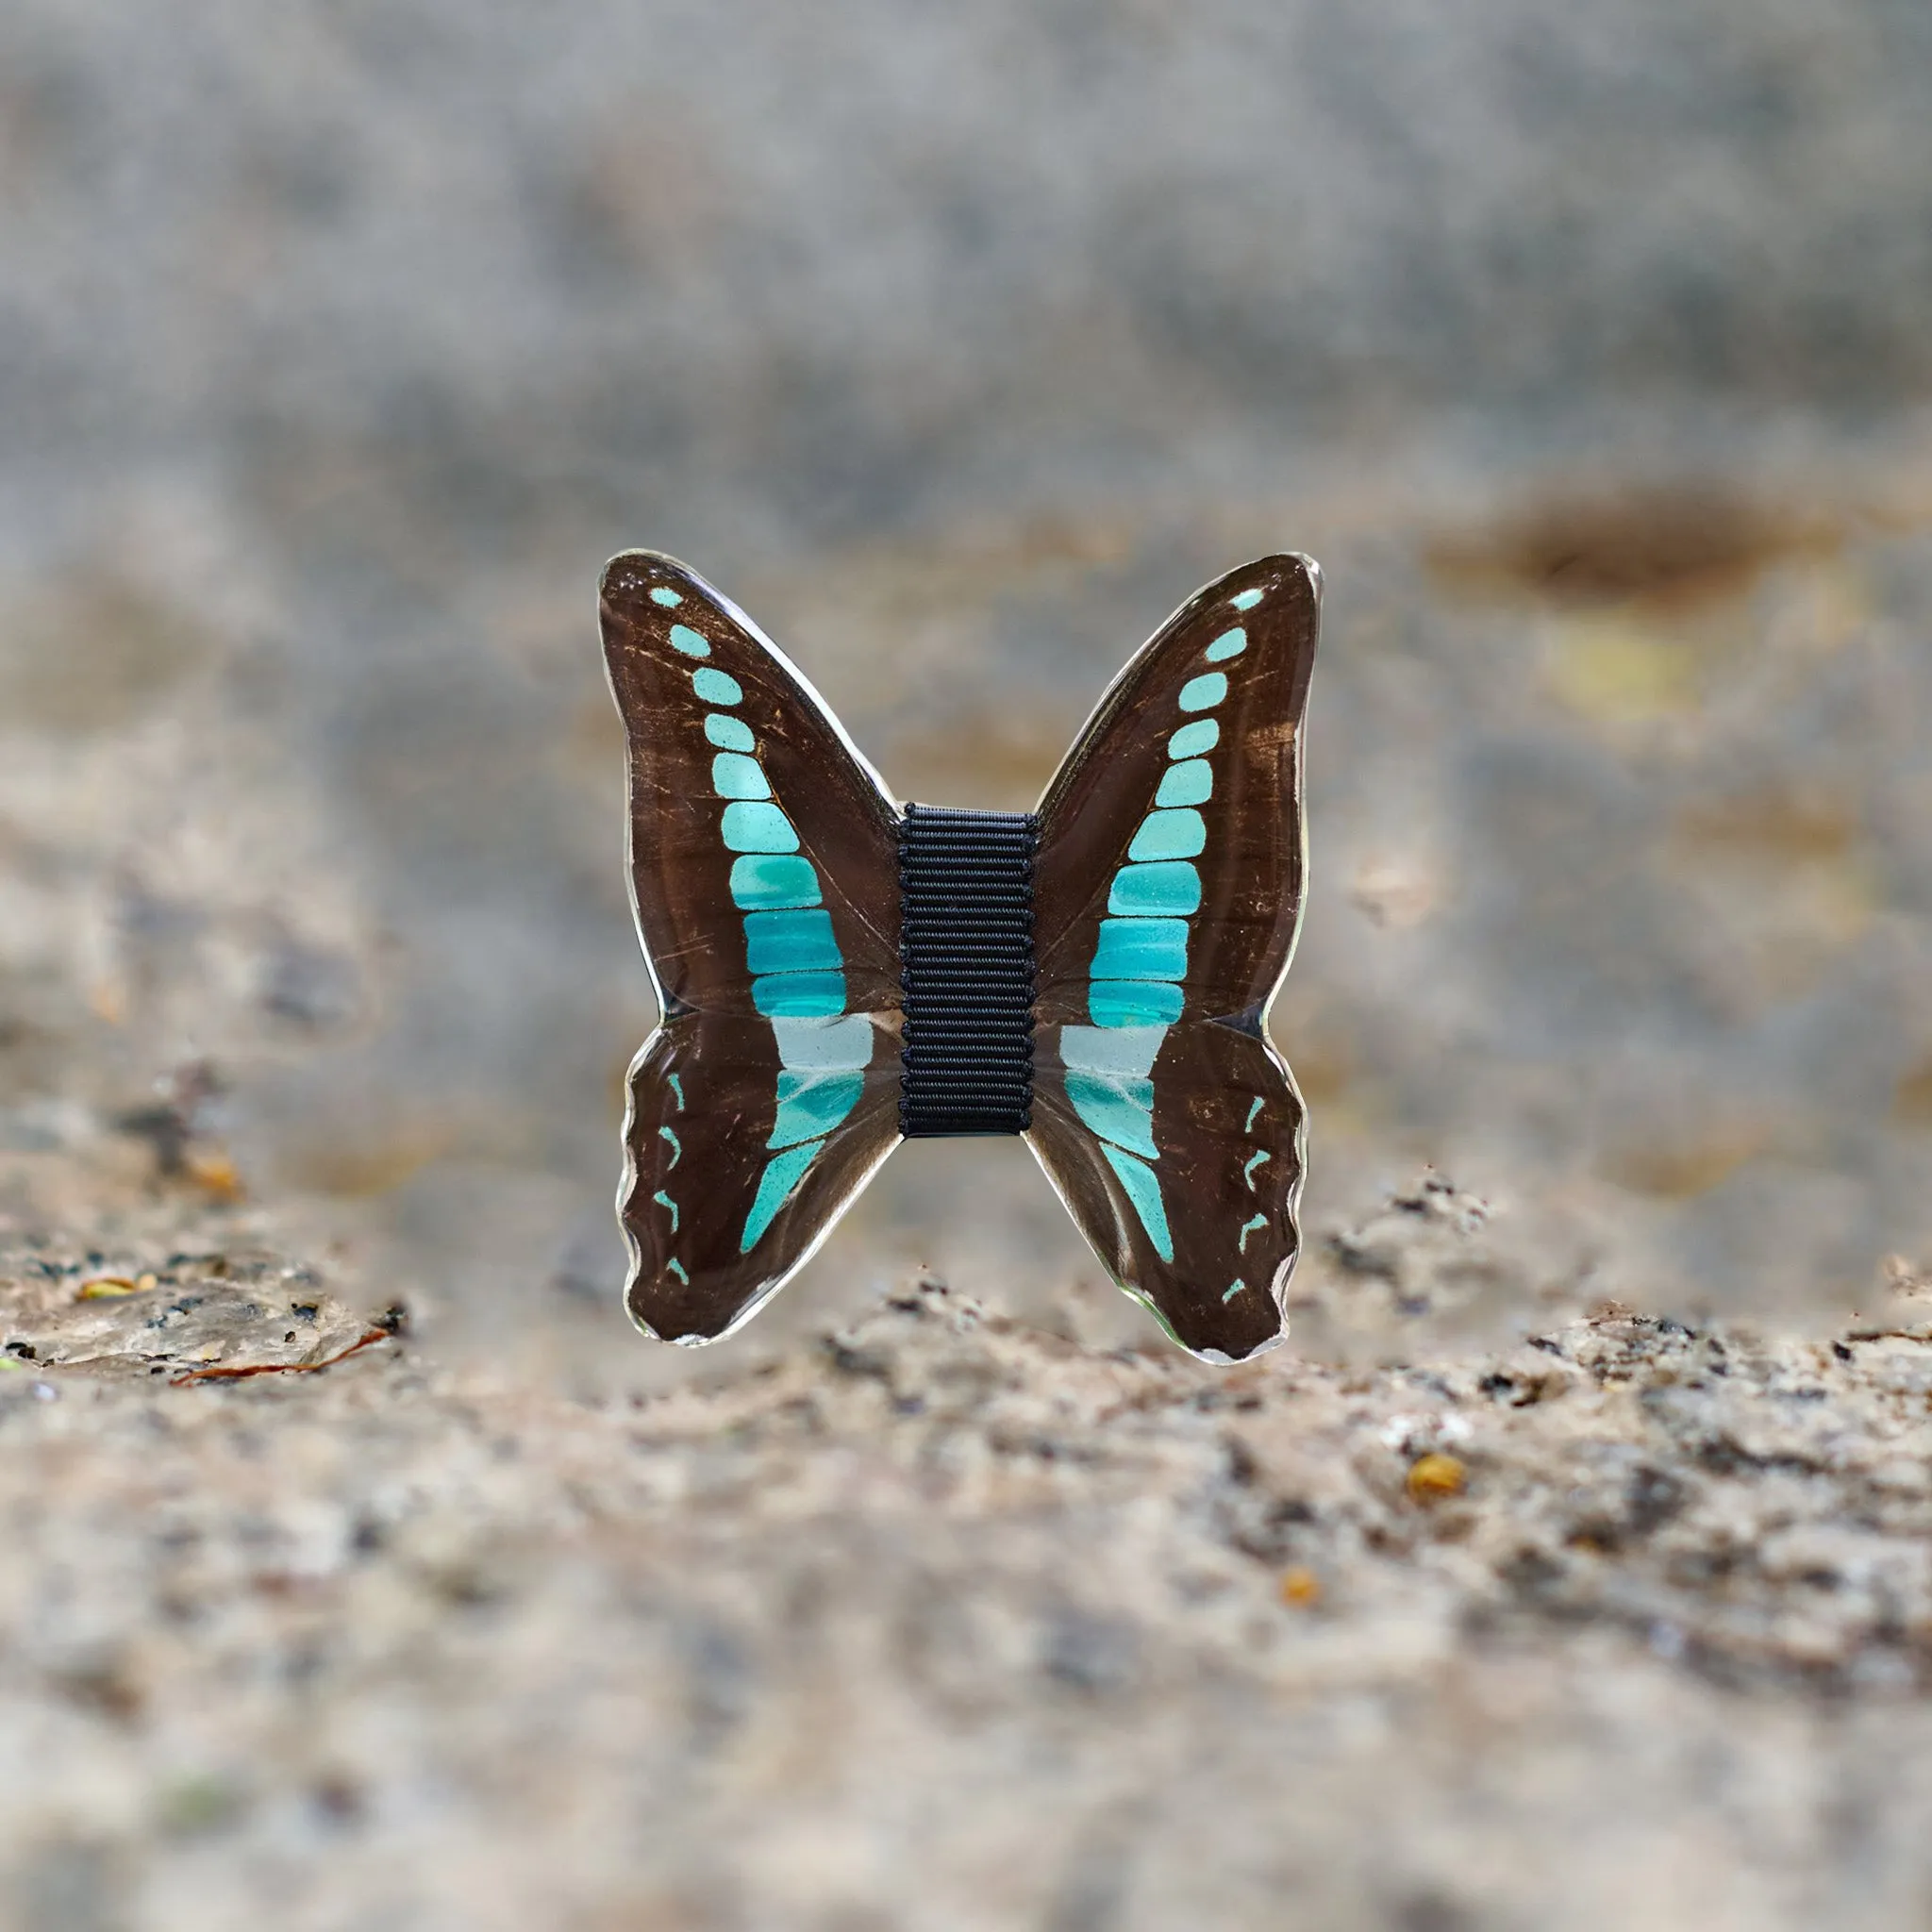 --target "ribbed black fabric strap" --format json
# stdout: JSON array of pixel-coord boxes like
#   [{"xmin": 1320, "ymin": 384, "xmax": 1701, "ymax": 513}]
[{"xmin": 898, "ymin": 805, "xmax": 1037, "ymax": 1137}]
